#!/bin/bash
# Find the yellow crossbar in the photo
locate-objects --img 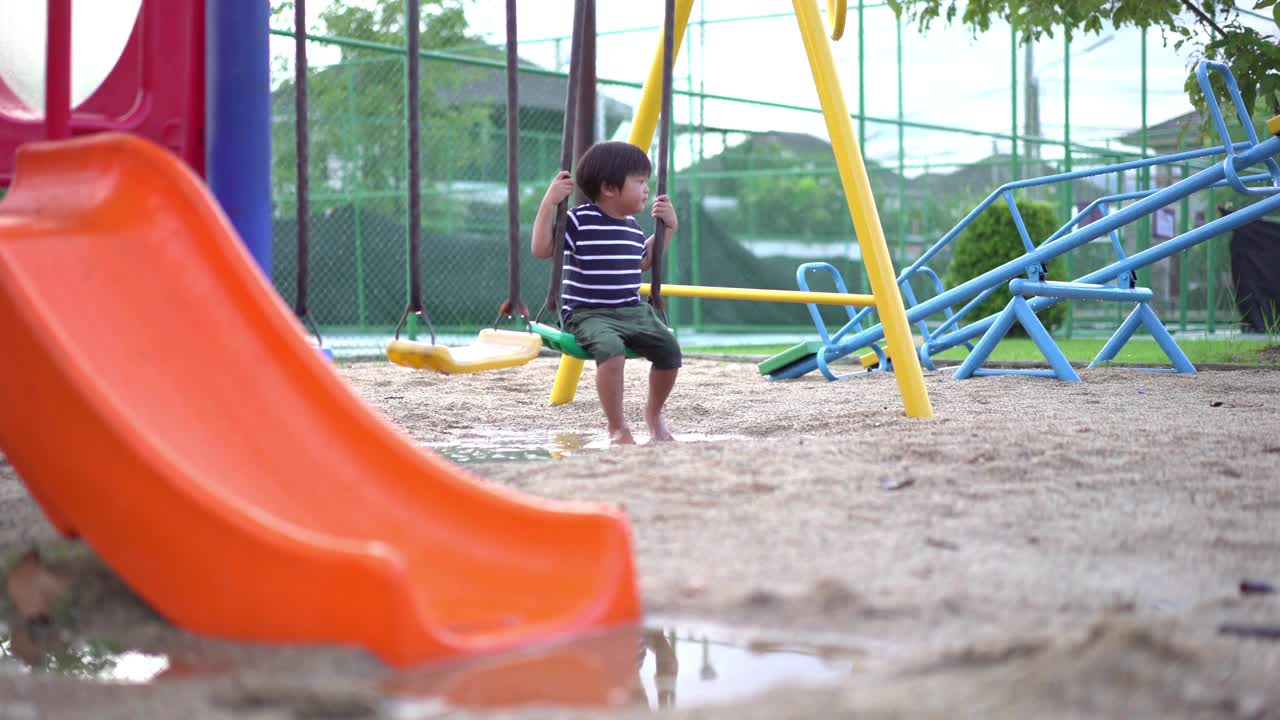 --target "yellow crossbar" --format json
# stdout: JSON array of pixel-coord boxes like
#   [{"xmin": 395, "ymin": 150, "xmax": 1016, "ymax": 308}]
[
  {"xmin": 640, "ymin": 283, "xmax": 874, "ymax": 306},
  {"xmin": 1268, "ymin": 115, "xmax": 1280, "ymax": 137}
]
